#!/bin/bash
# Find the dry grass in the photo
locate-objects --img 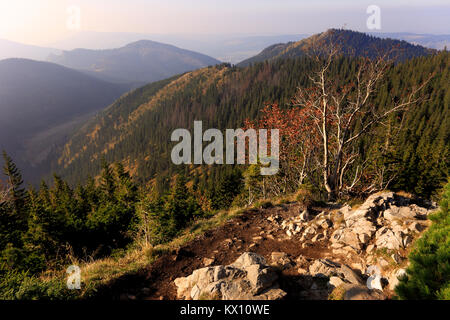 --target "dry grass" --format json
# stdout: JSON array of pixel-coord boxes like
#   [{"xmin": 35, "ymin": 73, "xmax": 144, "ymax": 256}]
[
  {"xmin": 328, "ymin": 285, "xmax": 346, "ymax": 300},
  {"xmin": 69, "ymin": 206, "xmax": 246, "ymax": 297}
]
